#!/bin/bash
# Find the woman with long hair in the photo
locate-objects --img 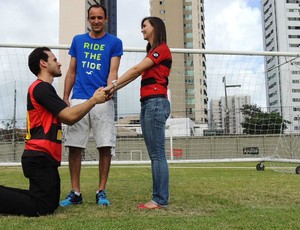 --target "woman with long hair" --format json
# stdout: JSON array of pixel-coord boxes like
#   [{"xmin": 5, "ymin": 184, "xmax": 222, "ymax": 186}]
[{"xmin": 103, "ymin": 16, "xmax": 172, "ymax": 209}]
